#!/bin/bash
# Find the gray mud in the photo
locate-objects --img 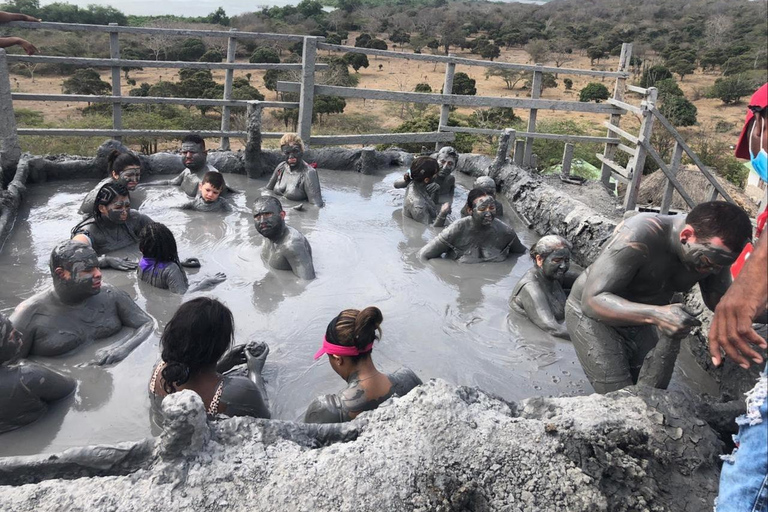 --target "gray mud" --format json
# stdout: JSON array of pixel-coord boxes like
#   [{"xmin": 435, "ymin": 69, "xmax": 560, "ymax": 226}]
[{"xmin": 0, "ymin": 169, "xmax": 603, "ymax": 456}]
